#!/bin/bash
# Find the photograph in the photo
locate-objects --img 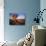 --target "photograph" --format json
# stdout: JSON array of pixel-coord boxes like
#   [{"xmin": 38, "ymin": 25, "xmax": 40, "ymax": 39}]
[{"xmin": 9, "ymin": 13, "xmax": 25, "ymax": 25}]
